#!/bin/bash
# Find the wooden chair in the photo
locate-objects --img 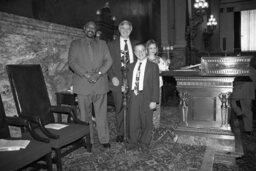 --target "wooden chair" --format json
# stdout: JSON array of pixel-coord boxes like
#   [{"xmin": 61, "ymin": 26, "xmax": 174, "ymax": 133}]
[
  {"xmin": 0, "ymin": 95, "xmax": 52, "ymax": 171},
  {"xmin": 6, "ymin": 64, "xmax": 92, "ymax": 171}
]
